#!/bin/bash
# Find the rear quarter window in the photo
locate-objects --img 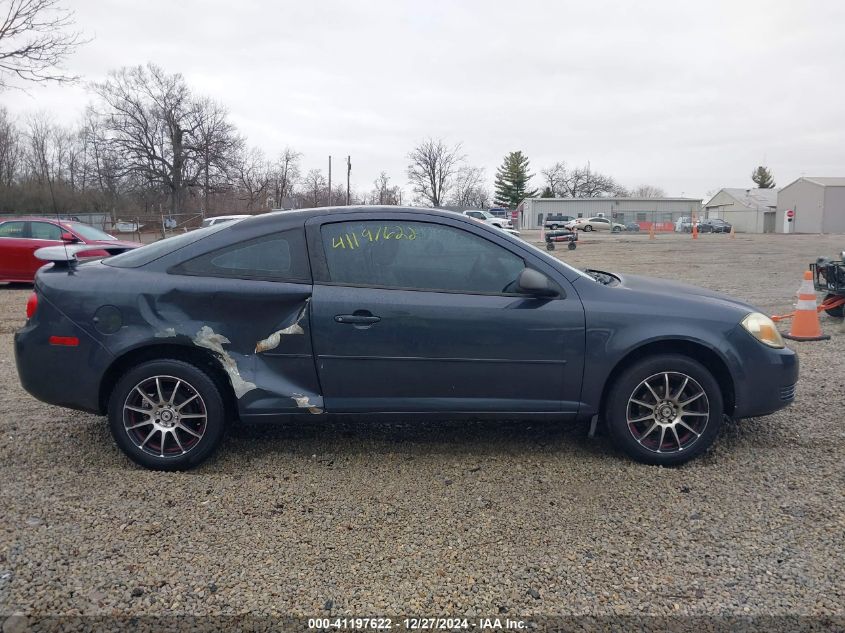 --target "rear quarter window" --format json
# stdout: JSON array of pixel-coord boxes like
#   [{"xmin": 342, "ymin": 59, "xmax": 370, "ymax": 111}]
[
  {"xmin": 104, "ymin": 223, "xmax": 229, "ymax": 268},
  {"xmin": 171, "ymin": 230, "xmax": 310, "ymax": 282}
]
